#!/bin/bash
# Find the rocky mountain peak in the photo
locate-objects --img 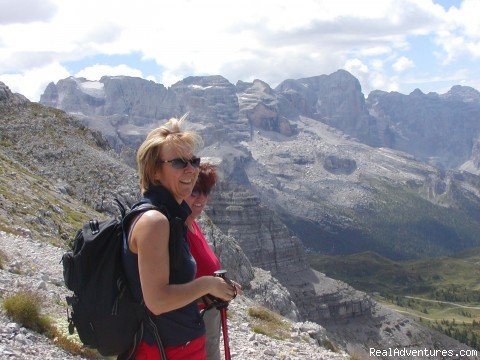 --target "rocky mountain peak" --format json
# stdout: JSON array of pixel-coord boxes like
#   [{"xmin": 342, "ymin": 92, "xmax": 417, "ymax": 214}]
[
  {"xmin": 442, "ymin": 85, "xmax": 480, "ymax": 103},
  {"xmin": 172, "ymin": 74, "xmax": 233, "ymax": 88},
  {"xmin": 0, "ymin": 81, "xmax": 28, "ymax": 105},
  {"xmin": 409, "ymin": 88, "xmax": 425, "ymax": 97},
  {"xmin": 236, "ymin": 78, "xmax": 297, "ymax": 136},
  {"xmin": 0, "ymin": 81, "xmax": 13, "ymax": 101}
]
